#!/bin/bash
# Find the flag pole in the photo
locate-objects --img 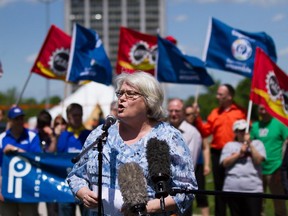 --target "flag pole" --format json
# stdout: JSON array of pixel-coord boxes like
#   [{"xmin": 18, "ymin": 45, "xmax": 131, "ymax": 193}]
[
  {"xmin": 156, "ymin": 29, "xmax": 168, "ymax": 109},
  {"xmin": 61, "ymin": 81, "xmax": 69, "ymax": 115},
  {"xmin": 16, "ymin": 73, "xmax": 32, "ymax": 105},
  {"xmin": 245, "ymin": 100, "xmax": 253, "ymax": 133},
  {"xmin": 194, "ymin": 85, "xmax": 200, "ymax": 104},
  {"xmin": 193, "ymin": 17, "xmax": 212, "ymax": 107}
]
